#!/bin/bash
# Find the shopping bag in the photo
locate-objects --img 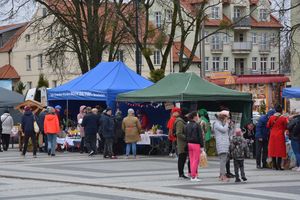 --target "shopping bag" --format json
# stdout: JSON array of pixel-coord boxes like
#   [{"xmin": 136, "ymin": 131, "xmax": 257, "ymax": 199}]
[{"xmin": 199, "ymin": 151, "xmax": 208, "ymax": 168}]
